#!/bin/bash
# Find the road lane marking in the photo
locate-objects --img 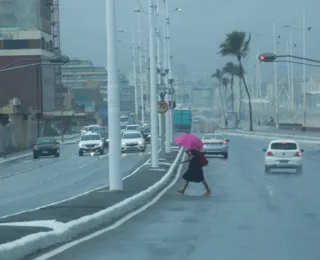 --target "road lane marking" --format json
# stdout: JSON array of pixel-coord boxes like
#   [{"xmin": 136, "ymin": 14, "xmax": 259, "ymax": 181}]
[
  {"xmin": 0, "ymin": 157, "xmax": 151, "ymax": 220},
  {"xmin": 34, "ymin": 154, "xmax": 184, "ymax": 260}
]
